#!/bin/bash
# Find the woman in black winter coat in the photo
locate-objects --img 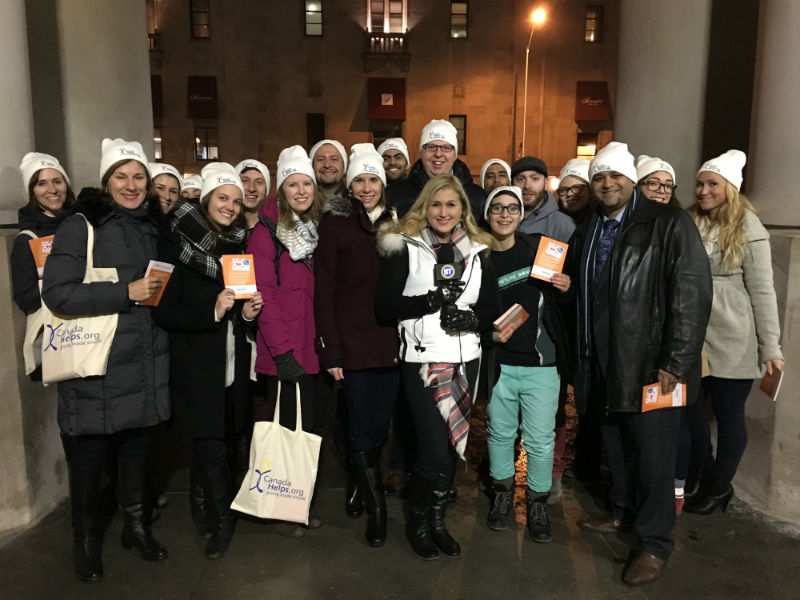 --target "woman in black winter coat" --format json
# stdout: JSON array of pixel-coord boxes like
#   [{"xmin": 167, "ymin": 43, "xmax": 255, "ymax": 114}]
[
  {"xmin": 153, "ymin": 162, "xmax": 263, "ymax": 560},
  {"xmin": 11, "ymin": 152, "xmax": 75, "ymax": 314},
  {"xmin": 41, "ymin": 139, "xmax": 171, "ymax": 582}
]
